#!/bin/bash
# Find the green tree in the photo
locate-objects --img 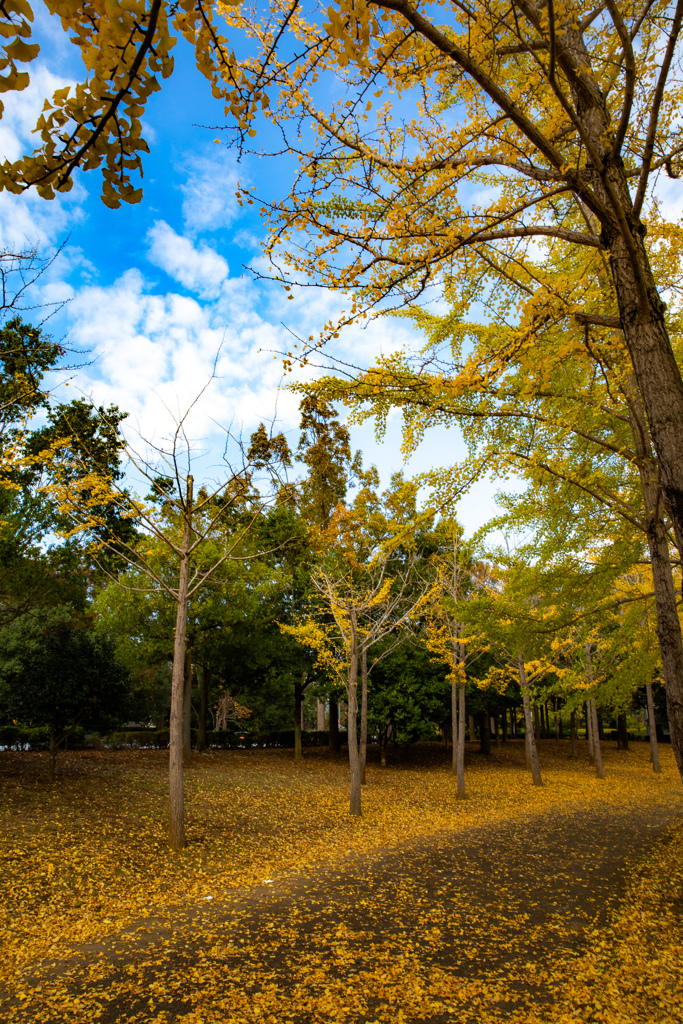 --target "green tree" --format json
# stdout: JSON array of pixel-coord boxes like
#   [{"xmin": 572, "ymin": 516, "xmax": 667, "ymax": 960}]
[{"xmin": 0, "ymin": 608, "xmax": 130, "ymax": 778}]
